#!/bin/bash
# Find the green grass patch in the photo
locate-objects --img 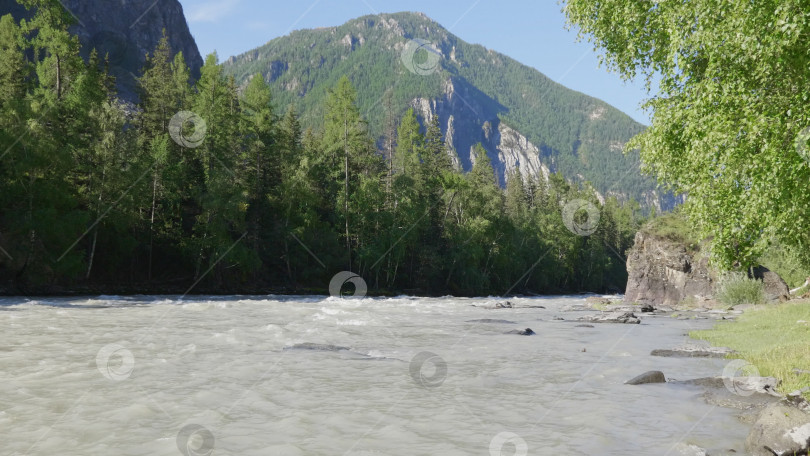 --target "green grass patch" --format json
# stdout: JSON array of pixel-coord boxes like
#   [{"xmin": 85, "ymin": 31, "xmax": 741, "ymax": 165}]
[
  {"xmin": 641, "ymin": 211, "xmax": 700, "ymax": 249},
  {"xmin": 692, "ymin": 300, "xmax": 810, "ymax": 398},
  {"xmin": 758, "ymin": 241, "xmax": 810, "ymax": 289},
  {"xmin": 715, "ymin": 272, "xmax": 766, "ymax": 306},
  {"xmin": 591, "ymin": 302, "xmax": 610, "ymax": 311}
]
